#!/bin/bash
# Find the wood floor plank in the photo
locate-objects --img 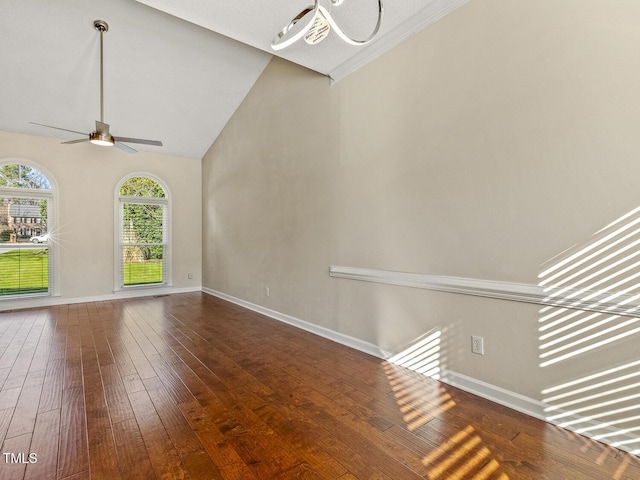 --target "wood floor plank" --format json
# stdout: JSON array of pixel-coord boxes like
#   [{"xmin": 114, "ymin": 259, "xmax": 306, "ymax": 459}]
[
  {"xmin": 37, "ymin": 357, "xmax": 64, "ymax": 414},
  {"xmin": 107, "ymin": 336, "xmax": 139, "ymax": 380},
  {"xmin": 0, "ymin": 387, "xmax": 21, "ymax": 411},
  {"xmin": 126, "ymin": 388, "xmax": 191, "ymax": 480},
  {"xmin": 142, "ymin": 375, "xmax": 203, "ymax": 458},
  {"xmin": 117, "ymin": 326, "xmax": 157, "ymax": 381},
  {"xmin": 59, "ymin": 470, "xmax": 90, "ymax": 480},
  {"xmin": 0, "ymin": 432, "xmax": 32, "ymax": 480},
  {"xmin": 5, "ymin": 370, "xmax": 45, "ymax": 439},
  {"xmin": 84, "ymin": 373, "xmax": 123, "ymax": 480},
  {"xmin": 1, "ymin": 292, "xmax": 640, "ymax": 480},
  {"xmin": 27, "ymin": 314, "xmax": 54, "ymax": 374},
  {"xmin": 199, "ymin": 328, "xmax": 424, "ymax": 478},
  {"xmin": 111, "ymin": 417, "xmax": 157, "ymax": 480},
  {"xmin": 0, "ymin": 408, "xmax": 13, "ymax": 440},
  {"xmin": 146, "ymin": 353, "xmax": 195, "ymax": 405},
  {"xmin": 180, "ymin": 450, "xmax": 224, "ymax": 480},
  {"xmin": 248, "ymin": 400, "xmax": 358, "ymax": 479},
  {"xmin": 100, "ymin": 363, "xmax": 135, "ymax": 425},
  {"xmin": 57, "ymin": 385, "xmax": 89, "ymax": 479},
  {"xmin": 177, "ymin": 400, "xmax": 258, "ymax": 480},
  {"xmin": 0, "ymin": 314, "xmax": 33, "ymax": 369},
  {"xmin": 0, "ymin": 367, "xmax": 11, "ymax": 391},
  {"xmin": 511, "ymin": 430, "xmax": 637, "ymax": 479},
  {"xmin": 24, "ymin": 408, "xmax": 60, "ymax": 480},
  {"xmin": 167, "ymin": 330, "xmax": 392, "ymax": 479}
]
